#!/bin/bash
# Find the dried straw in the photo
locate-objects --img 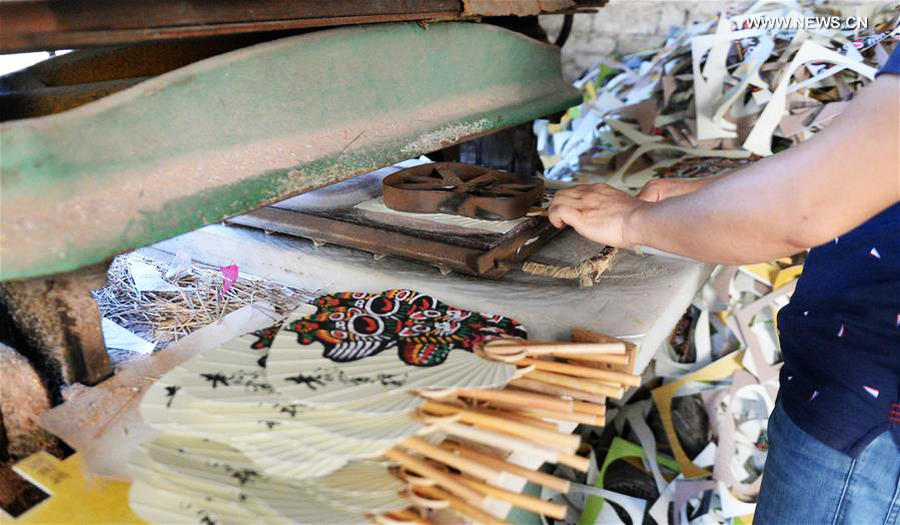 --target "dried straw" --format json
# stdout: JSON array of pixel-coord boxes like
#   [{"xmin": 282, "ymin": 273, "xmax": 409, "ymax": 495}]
[{"xmin": 94, "ymin": 254, "xmax": 314, "ymax": 348}]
